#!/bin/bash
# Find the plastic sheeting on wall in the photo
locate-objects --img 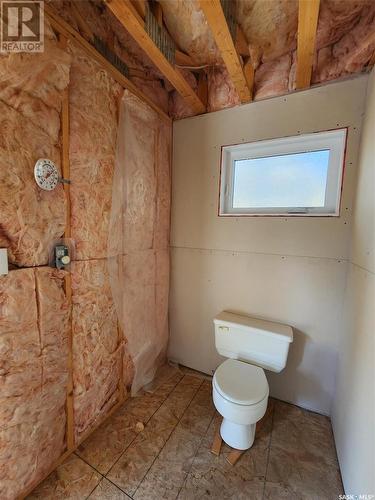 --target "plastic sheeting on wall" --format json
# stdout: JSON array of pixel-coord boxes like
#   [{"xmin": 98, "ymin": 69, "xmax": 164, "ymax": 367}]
[{"xmin": 108, "ymin": 91, "xmax": 171, "ymax": 395}]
